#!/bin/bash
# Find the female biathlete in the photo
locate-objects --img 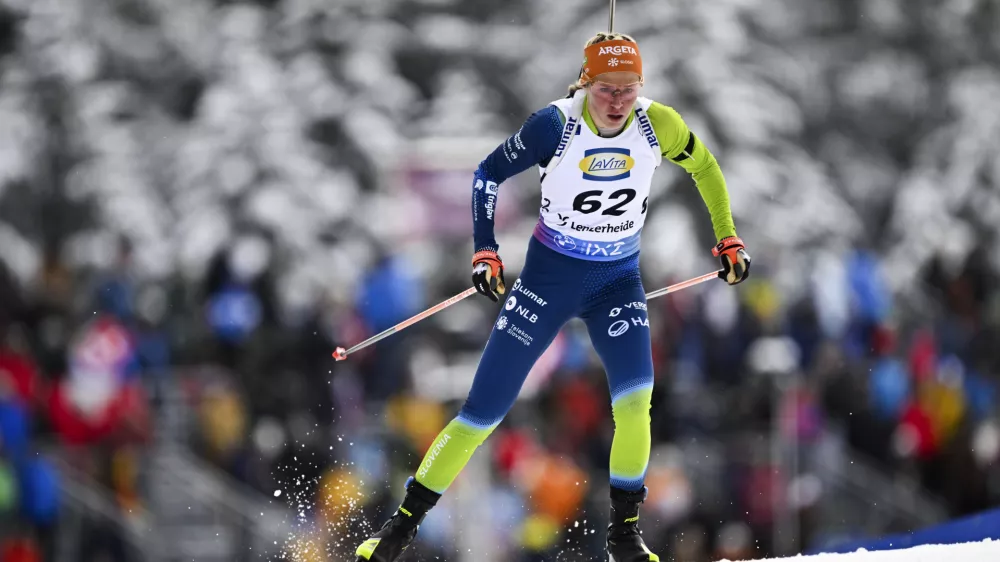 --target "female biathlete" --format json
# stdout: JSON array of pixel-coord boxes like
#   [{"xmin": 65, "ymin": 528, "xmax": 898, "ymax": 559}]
[{"xmin": 356, "ymin": 32, "xmax": 751, "ymax": 562}]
